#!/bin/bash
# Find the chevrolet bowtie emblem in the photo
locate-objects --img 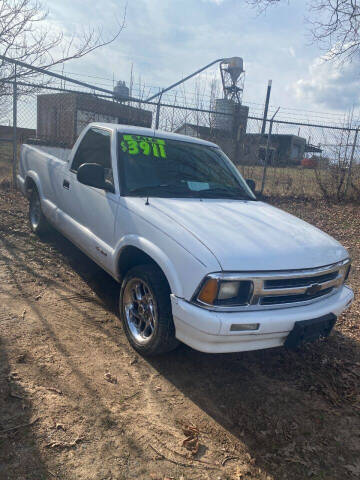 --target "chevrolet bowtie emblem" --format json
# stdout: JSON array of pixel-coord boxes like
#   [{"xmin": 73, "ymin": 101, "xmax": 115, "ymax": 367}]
[{"xmin": 306, "ymin": 283, "xmax": 322, "ymax": 296}]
